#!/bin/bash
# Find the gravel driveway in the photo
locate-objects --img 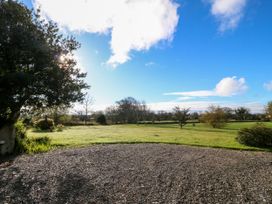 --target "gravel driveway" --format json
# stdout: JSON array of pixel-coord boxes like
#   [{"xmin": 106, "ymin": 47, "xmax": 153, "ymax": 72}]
[{"xmin": 1, "ymin": 144, "xmax": 272, "ymax": 203}]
